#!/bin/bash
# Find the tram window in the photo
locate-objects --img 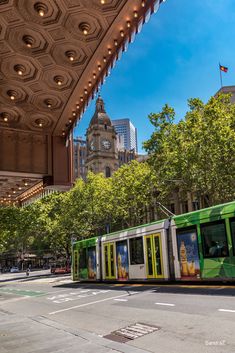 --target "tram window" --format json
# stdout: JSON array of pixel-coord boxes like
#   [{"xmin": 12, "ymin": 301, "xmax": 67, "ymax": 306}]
[
  {"xmin": 230, "ymin": 219, "xmax": 235, "ymax": 255},
  {"xmin": 129, "ymin": 237, "xmax": 144, "ymax": 265},
  {"xmin": 79, "ymin": 248, "xmax": 87, "ymax": 269},
  {"xmin": 201, "ymin": 221, "xmax": 229, "ymax": 258}
]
